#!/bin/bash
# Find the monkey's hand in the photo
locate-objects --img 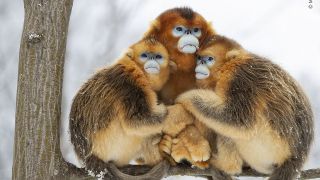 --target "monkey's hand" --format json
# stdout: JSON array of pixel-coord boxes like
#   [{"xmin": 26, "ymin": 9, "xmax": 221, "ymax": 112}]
[
  {"xmin": 158, "ymin": 134, "xmax": 177, "ymax": 166},
  {"xmin": 162, "ymin": 104, "xmax": 194, "ymax": 137},
  {"xmin": 176, "ymin": 89, "xmax": 223, "ymax": 109},
  {"xmin": 171, "ymin": 125, "xmax": 211, "ymax": 169}
]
